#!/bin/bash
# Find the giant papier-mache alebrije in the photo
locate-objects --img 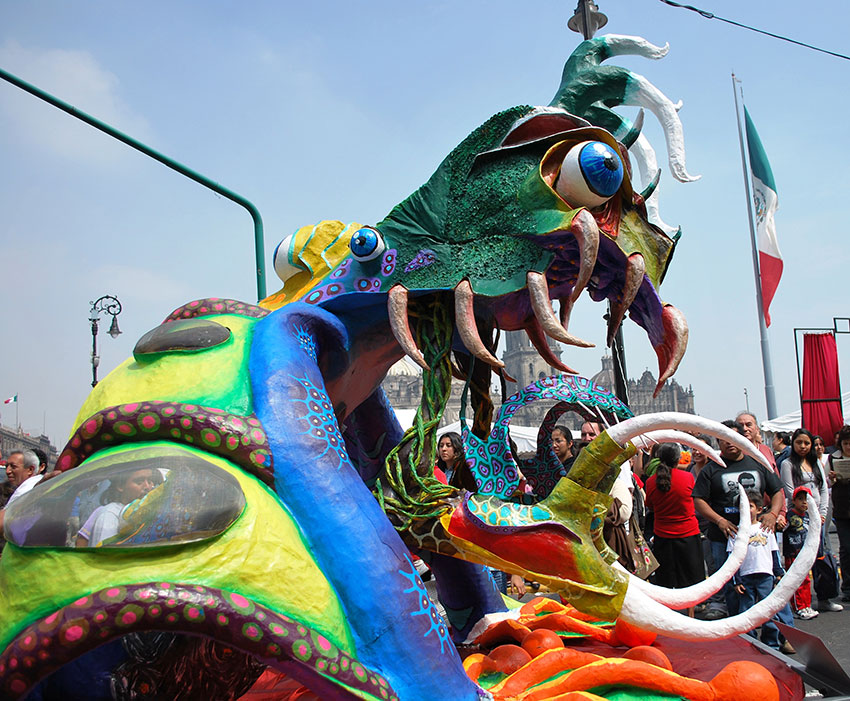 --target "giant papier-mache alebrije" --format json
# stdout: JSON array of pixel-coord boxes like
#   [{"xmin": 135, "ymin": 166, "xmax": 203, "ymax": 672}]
[{"xmin": 0, "ymin": 35, "xmax": 819, "ymax": 700}]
